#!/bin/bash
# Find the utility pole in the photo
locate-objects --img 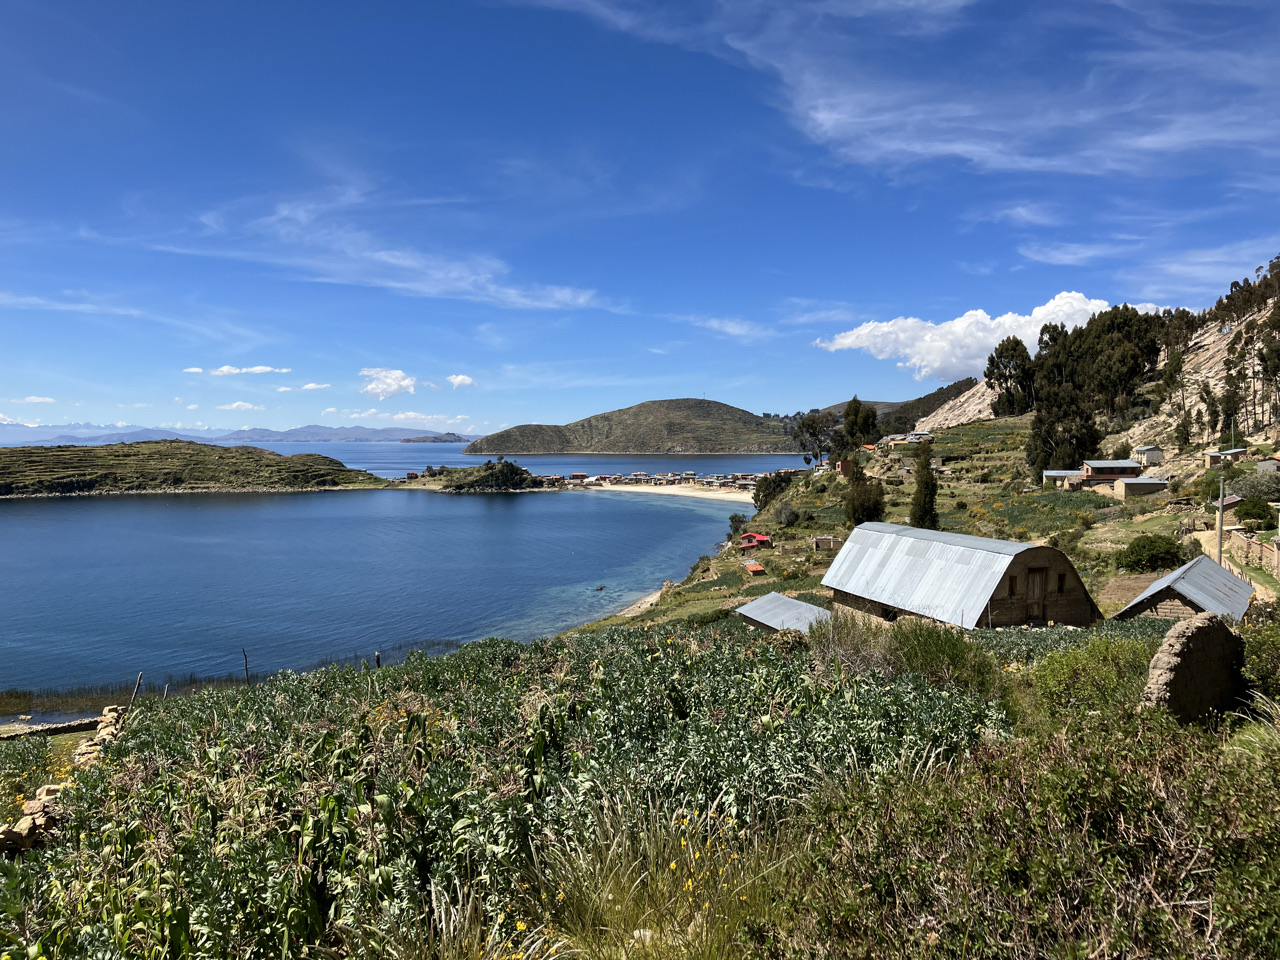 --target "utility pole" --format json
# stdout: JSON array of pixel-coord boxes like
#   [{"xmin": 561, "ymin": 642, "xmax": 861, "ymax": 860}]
[{"xmin": 1217, "ymin": 477, "xmax": 1225, "ymax": 565}]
